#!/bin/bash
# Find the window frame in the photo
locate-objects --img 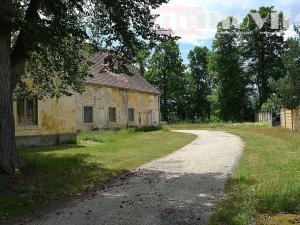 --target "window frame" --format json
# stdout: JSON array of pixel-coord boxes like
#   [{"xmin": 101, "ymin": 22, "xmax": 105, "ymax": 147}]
[
  {"xmin": 109, "ymin": 107, "xmax": 117, "ymax": 123},
  {"xmin": 128, "ymin": 108, "xmax": 135, "ymax": 122},
  {"xmin": 83, "ymin": 106, "xmax": 94, "ymax": 124},
  {"xmin": 16, "ymin": 99, "xmax": 39, "ymax": 127}
]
